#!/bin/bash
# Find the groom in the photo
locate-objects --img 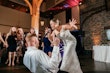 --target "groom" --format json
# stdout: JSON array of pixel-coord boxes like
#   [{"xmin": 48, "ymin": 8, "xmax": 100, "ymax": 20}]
[{"xmin": 23, "ymin": 34, "xmax": 61, "ymax": 73}]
